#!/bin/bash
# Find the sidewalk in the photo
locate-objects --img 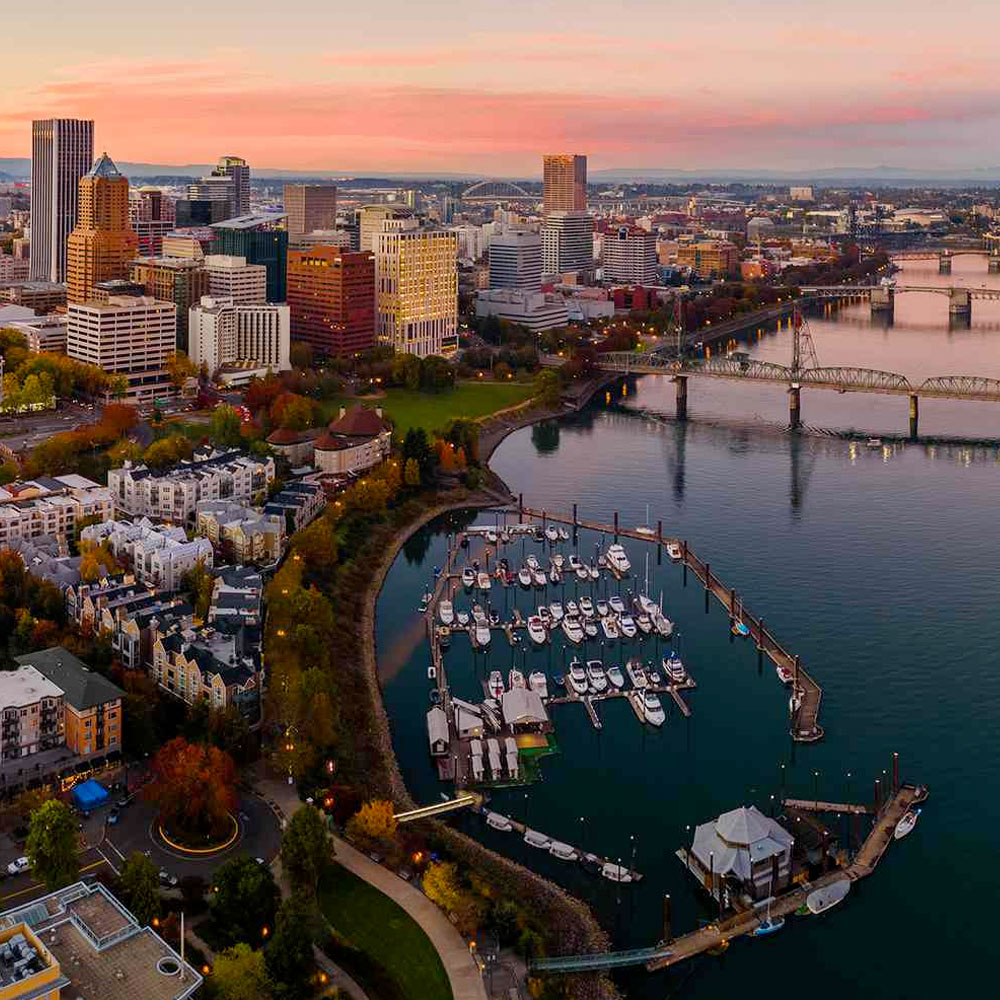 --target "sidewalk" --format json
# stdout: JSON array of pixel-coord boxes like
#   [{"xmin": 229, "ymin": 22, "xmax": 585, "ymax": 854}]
[{"xmin": 259, "ymin": 777, "xmax": 487, "ymax": 1000}]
